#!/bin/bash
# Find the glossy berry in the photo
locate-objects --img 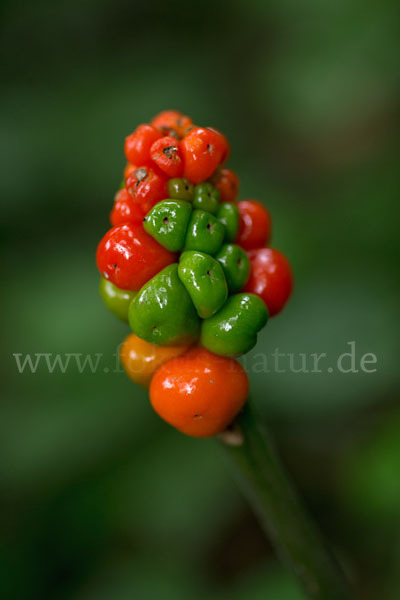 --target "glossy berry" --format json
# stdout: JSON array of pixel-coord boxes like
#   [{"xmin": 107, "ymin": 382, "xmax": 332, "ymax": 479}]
[
  {"xmin": 211, "ymin": 167, "xmax": 239, "ymax": 203},
  {"xmin": 129, "ymin": 264, "xmax": 201, "ymax": 346},
  {"xmin": 124, "ymin": 162, "xmax": 137, "ymax": 181},
  {"xmin": 237, "ymin": 200, "xmax": 272, "ymax": 250},
  {"xmin": 150, "ymin": 136, "xmax": 183, "ymax": 178},
  {"xmin": 126, "ymin": 166, "xmax": 168, "ymax": 214},
  {"xmin": 151, "ymin": 110, "xmax": 193, "ymax": 138},
  {"xmin": 201, "ymin": 293, "xmax": 268, "ymax": 357},
  {"xmin": 110, "ymin": 188, "xmax": 145, "ymax": 226},
  {"xmin": 181, "ymin": 127, "xmax": 226, "ymax": 184},
  {"xmin": 120, "ymin": 333, "xmax": 191, "ymax": 388},
  {"xmin": 206, "ymin": 127, "xmax": 230, "ymax": 163},
  {"xmin": 143, "ymin": 200, "xmax": 192, "ymax": 252},
  {"xmin": 178, "ymin": 251, "xmax": 228, "ymax": 319},
  {"xmin": 192, "ymin": 182, "xmax": 220, "ymax": 214},
  {"xmin": 244, "ymin": 248, "xmax": 293, "ymax": 317},
  {"xmin": 96, "ymin": 223, "xmax": 176, "ymax": 290},
  {"xmin": 125, "ymin": 124, "xmax": 162, "ymax": 166},
  {"xmin": 167, "ymin": 177, "xmax": 194, "ymax": 202},
  {"xmin": 99, "ymin": 278, "xmax": 137, "ymax": 322},
  {"xmin": 184, "ymin": 210, "xmax": 225, "ymax": 256},
  {"xmin": 150, "ymin": 347, "xmax": 248, "ymax": 437},
  {"xmin": 215, "ymin": 244, "xmax": 250, "ymax": 293},
  {"xmin": 217, "ymin": 202, "xmax": 239, "ymax": 242}
]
